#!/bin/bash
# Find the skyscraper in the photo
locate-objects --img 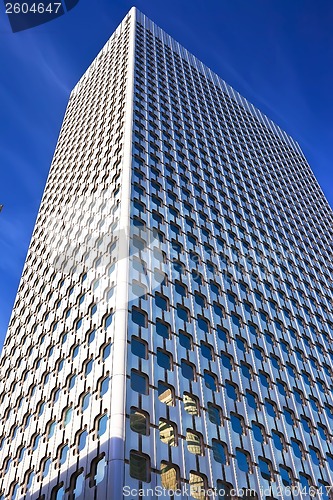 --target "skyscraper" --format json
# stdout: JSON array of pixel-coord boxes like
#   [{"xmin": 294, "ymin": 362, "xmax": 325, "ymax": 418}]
[{"xmin": 1, "ymin": 6, "xmax": 333, "ymax": 500}]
